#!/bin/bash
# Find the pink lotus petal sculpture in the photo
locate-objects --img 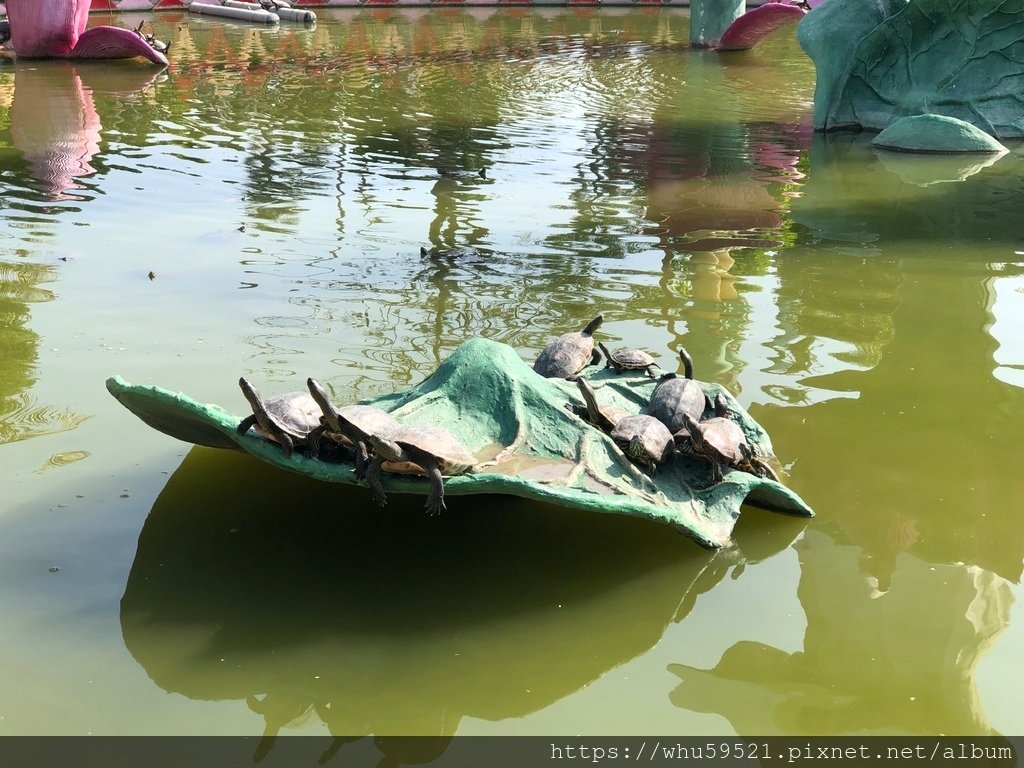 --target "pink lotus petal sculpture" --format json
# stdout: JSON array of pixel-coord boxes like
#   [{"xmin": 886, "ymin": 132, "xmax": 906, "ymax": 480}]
[
  {"xmin": 718, "ymin": 2, "xmax": 807, "ymax": 51},
  {"xmin": 4, "ymin": 0, "xmax": 168, "ymax": 65}
]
